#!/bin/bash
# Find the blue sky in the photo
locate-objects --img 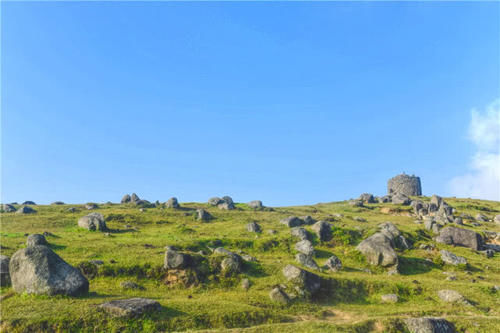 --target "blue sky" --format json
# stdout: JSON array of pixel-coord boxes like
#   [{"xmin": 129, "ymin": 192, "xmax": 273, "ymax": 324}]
[{"xmin": 2, "ymin": 2, "xmax": 499, "ymax": 205}]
